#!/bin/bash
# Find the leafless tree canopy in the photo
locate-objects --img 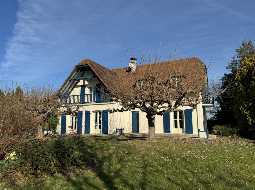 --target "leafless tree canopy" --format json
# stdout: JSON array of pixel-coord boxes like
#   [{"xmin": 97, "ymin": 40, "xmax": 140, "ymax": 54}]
[
  {"xmin": 109, "ymin": 58, "xmax": 206, "ymax": 138},
  {"xmin": 110, "ymin": 59, "xmax": 206, "ymax": 113},
  {"xmin": 0, "ymin": 87, "xmax": 60, "ymax": 157}
]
